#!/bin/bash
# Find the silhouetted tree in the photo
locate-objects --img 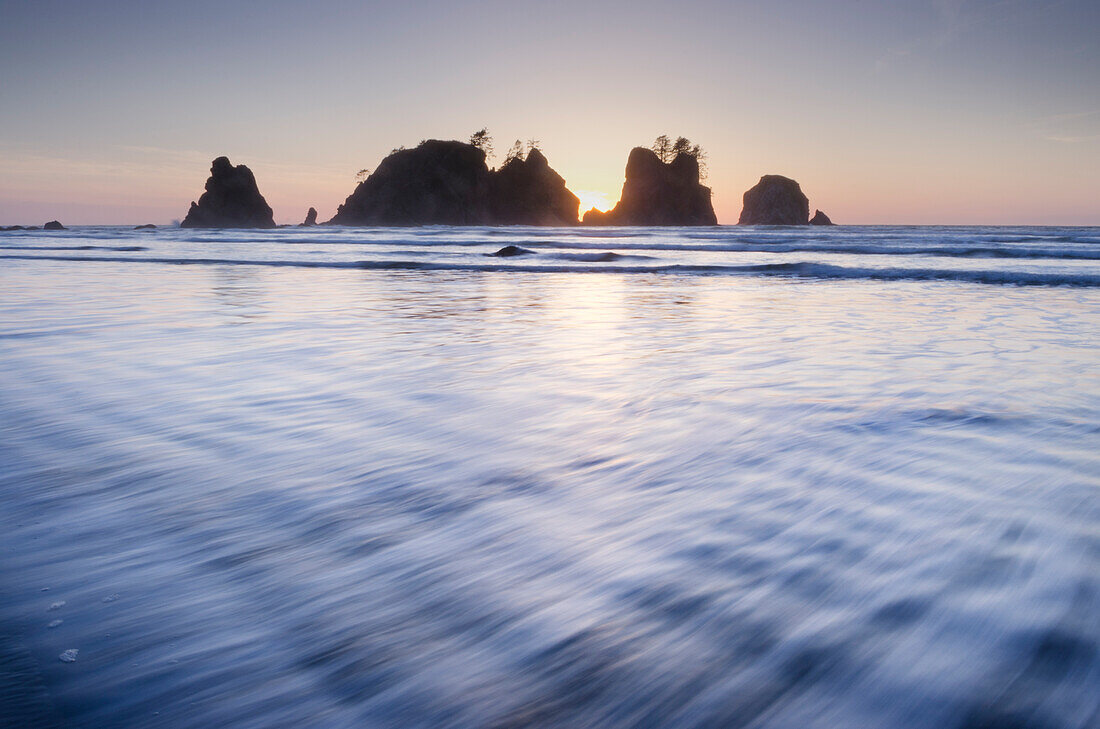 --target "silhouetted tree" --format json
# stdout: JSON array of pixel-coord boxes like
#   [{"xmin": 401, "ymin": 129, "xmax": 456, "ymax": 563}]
[
  {"xmin": 526, "ymin": 139, "xmax": 541, "ymax": 154},
  {"xmin": 693, "ymin": 147, "xmax": 708, "ymax": 180},
  {"xmin": 504, "ymin": 139, "xmax": 524, "ymax": 164},
  {"xmin": 355, "ymin": 168, "xmax": 370, "ymax": 182},
  {"xmin": 672, "ymin": 136, "xmax": 708, "ymax": 179},
  {"xmin": 650, "ymin": 135, "xmax": 709, "ymax": 179},
  {"xmin": 469, "ymin": 128, "xmax": 494, "ymax": 160},
  {"xmin": 652, "ymin": 134, "xmax": 673, "ymax": 163}
]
